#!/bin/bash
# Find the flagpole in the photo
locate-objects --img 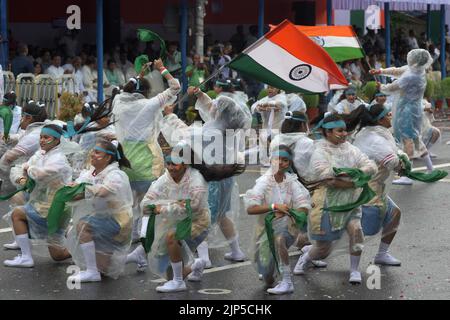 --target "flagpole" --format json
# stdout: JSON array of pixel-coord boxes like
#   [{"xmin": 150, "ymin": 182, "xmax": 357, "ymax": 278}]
[{"xmin": 177, "ymin": 57, "xmax": 236, "ymax": 107}]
